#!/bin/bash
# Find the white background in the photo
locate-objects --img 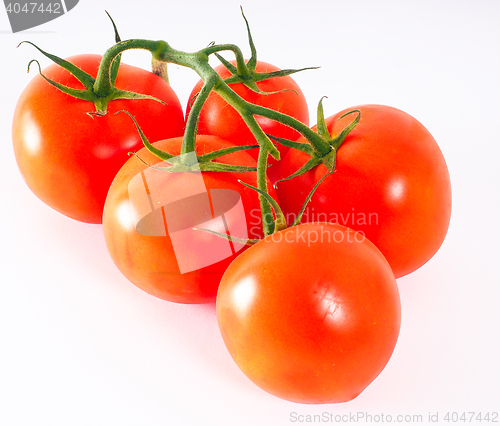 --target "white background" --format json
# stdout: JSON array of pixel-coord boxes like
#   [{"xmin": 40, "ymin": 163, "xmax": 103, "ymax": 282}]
[{"xmin": 1, "ymin": 1, "xmax": 499, "ymax": 425}]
